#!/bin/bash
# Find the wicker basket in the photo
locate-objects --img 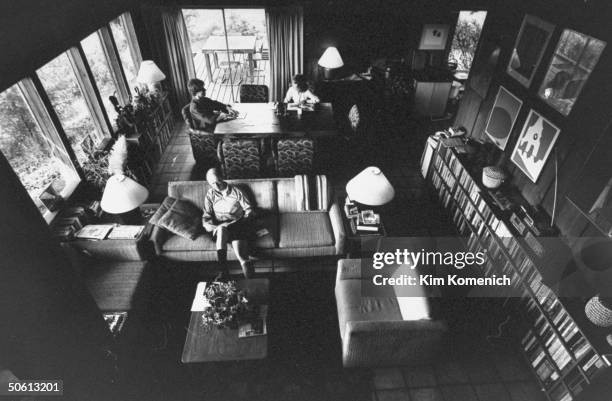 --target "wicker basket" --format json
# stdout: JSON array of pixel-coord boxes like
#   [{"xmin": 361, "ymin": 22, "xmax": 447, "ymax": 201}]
[
  {"xmin": 585, "ymin": 295, "xmax": 612, "ymax": 327},
  {"xmin": 482, "ymin": 166, "xmax": 506, "ymax": 189}
]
